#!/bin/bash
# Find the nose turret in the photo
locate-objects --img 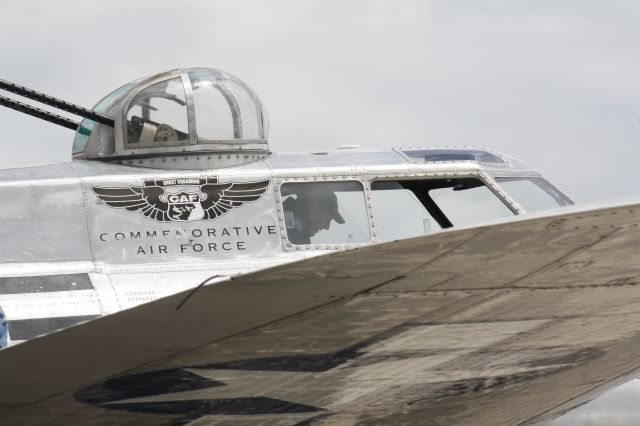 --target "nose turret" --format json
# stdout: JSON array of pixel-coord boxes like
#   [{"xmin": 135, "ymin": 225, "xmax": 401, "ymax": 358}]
[{"xmin": 72, "ymin": 68, "xmax": 270, "ymax": 169}]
